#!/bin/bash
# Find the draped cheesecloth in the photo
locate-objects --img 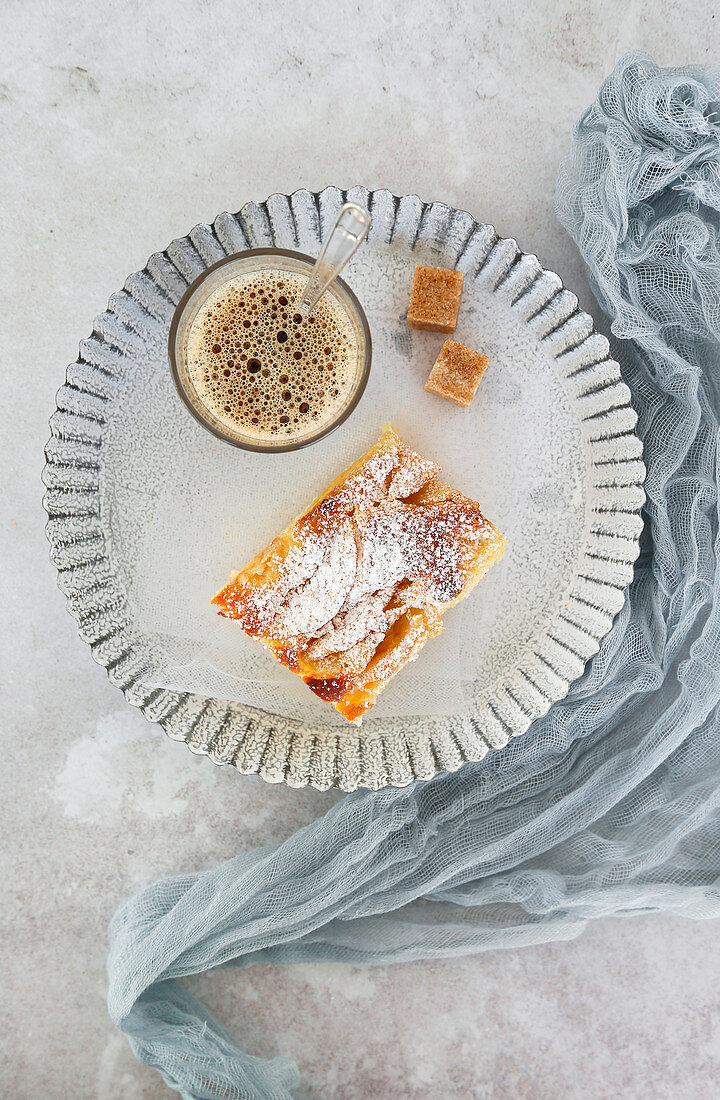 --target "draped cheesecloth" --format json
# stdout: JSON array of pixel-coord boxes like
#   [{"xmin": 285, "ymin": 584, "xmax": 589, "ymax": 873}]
[{"xmin": 107, "ymin": 54, "xmax": 720, "ymax": 1099}]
